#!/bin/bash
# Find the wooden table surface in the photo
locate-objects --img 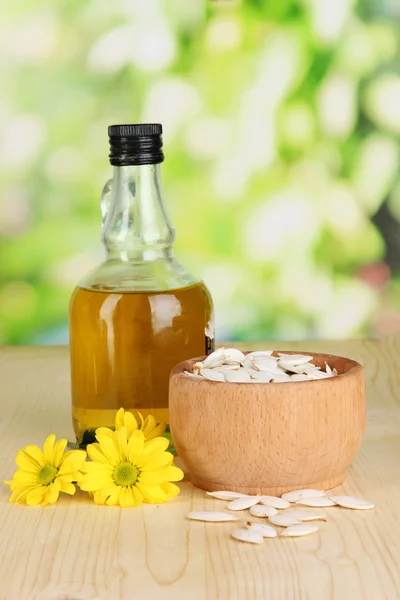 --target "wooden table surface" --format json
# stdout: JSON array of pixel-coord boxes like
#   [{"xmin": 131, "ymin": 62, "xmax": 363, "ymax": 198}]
[{"xmin": 1, "ymin": 338, "xmax": 400, "ymax": 600}]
